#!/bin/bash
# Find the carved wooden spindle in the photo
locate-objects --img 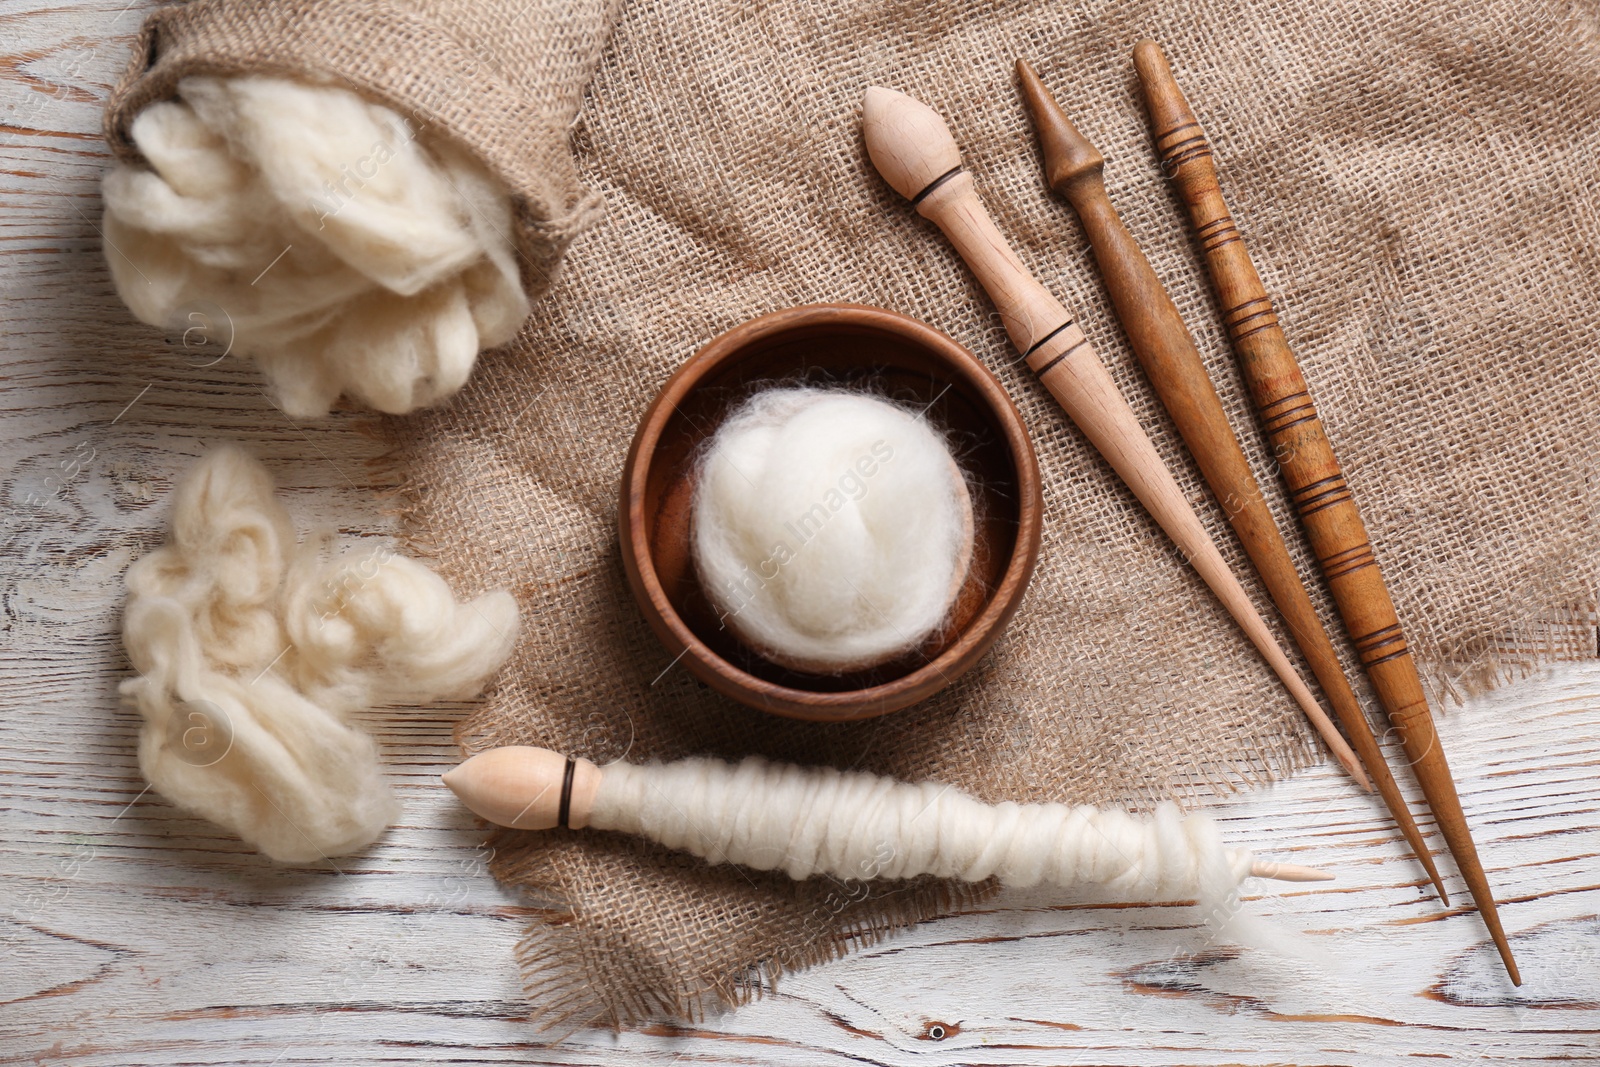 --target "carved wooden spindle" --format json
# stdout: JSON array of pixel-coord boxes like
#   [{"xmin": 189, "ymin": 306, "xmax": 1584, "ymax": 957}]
[
  {"xmin": 861, "ymin": 86, "xmax": 1365, "ymax": 786},
  {"xmin": 1132, "ymin": 39, "xmax": 1518, "ymax": 983},
  {"xmin": 1014, "ymin": 60, "xmax": 1449, "ymax": 895}
]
